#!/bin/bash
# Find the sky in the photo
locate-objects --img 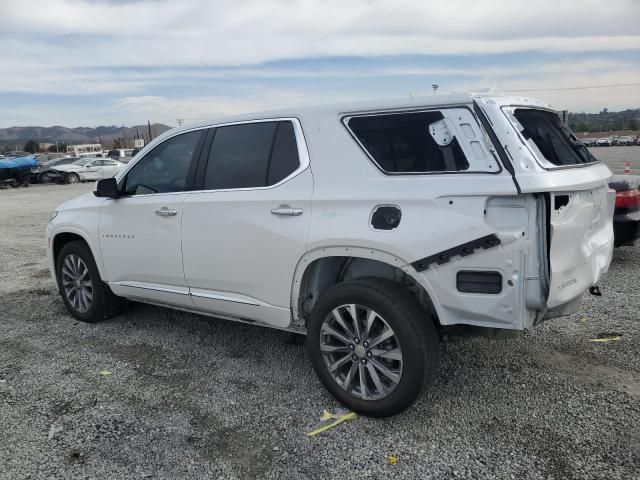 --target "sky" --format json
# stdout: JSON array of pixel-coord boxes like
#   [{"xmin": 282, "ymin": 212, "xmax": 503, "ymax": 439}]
[{"xmin": 1, "ymin": 0, "xmax": 639, "ymax": 128}]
